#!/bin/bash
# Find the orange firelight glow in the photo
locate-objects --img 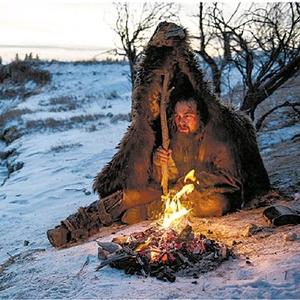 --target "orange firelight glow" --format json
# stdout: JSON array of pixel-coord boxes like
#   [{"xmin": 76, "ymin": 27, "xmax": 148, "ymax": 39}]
[{"xmin": 161, "ymin": 169, "xmax": 196, "ymax": 230}]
